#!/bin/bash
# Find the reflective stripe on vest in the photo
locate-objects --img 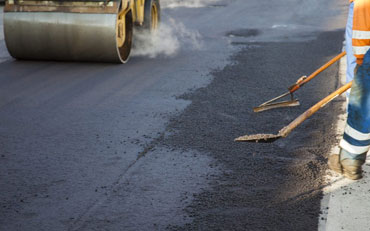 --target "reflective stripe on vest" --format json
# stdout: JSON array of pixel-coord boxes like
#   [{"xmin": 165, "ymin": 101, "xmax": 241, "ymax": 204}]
[{"xmin": 352, "ymin": 0, "xmax": 370, "ymax": 61}]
